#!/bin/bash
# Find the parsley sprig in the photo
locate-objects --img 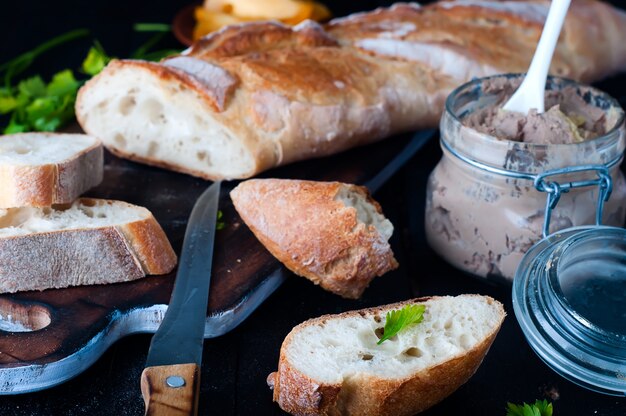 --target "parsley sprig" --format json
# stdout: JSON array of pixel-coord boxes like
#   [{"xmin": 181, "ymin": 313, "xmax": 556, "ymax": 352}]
[
  {"xmin": 506, "ymin": 399, "xmax": 553, "ymax": 416},
  {"xmin": 1, "ymin": 29, "xmax": 89, "ymax": 88},
  {"xmin": 0, "ymin": 25, "xmax": 179, "ymax": 134},
  {"xmin": 0, "ymin": 30, "xmax": 90, "ymax": 134},
  {"xmin": 216, "ymin": 210, "xmax": 226, "ymax": 230},
  {"xmin": 377, "ymin": 304, "xmax": 426, "ymax": 345}
]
